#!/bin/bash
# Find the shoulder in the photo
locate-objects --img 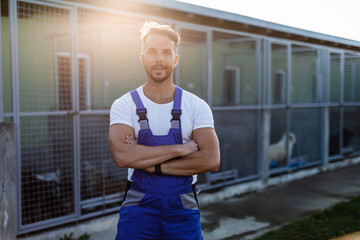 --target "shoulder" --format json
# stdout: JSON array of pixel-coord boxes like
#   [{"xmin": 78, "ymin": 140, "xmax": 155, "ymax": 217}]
[
  {"xmin": 181, "ymin": 89, "xmax": 211, "ymax": 111},
  {"xmin": 181, "ymin": 88, "xmax": 214, "ymax": 129},
  {"xmin": 110, "ymin": 90, "xmax": 138, "ymax": 126},
  {"xmin": 110, "ymin": 88, "xmax": 142, "ymax": 116},
  {"xmin": 182, "ymin": 89, "xmax": 207, "ymax": 105}
]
